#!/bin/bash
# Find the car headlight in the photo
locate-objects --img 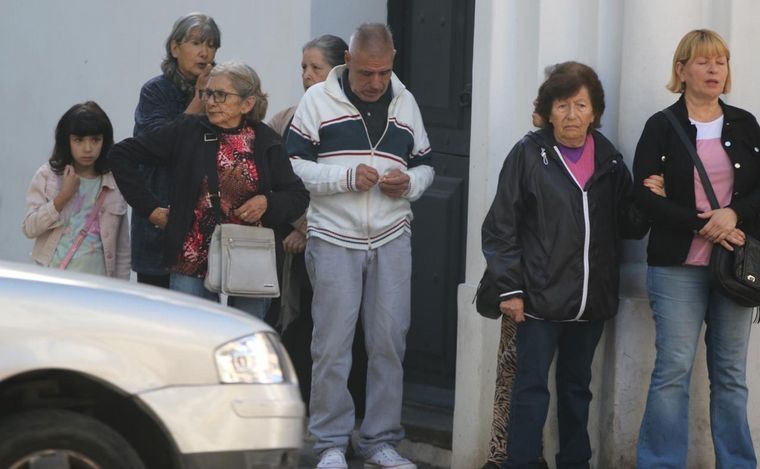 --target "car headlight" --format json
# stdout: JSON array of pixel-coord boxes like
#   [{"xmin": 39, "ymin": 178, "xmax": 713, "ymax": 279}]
[{"xmin": 215, "ymin": 333, "xmax": 290, "ymax": 384}]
